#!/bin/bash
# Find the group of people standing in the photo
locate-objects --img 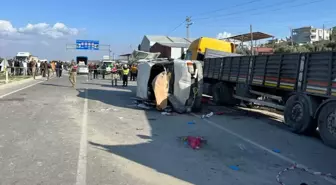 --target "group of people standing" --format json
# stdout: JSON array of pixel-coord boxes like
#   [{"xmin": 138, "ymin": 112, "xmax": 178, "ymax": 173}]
[
  {"xmin": 87, "ymin": 62, "xmax": 138, "ymax": 87},
  {"xmin": 88, "ymin": 63, "xmax": 105, "ymax": 80},
  {"xmin": 4, "ymin": 59, "xmax": 67, "ymax": 80}
]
